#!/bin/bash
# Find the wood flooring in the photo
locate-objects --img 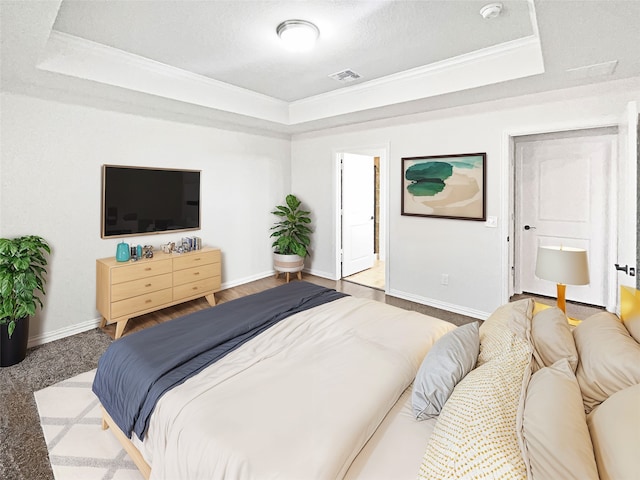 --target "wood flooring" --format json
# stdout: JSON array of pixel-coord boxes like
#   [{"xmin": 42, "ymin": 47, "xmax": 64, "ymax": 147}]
[
  {"xmin": 343, "ymin": 260, "xmax": 385, "ymax": 290},
  {"xmin": 100, "ymin": 273, "xmax": 389, "ymax": 339}
]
